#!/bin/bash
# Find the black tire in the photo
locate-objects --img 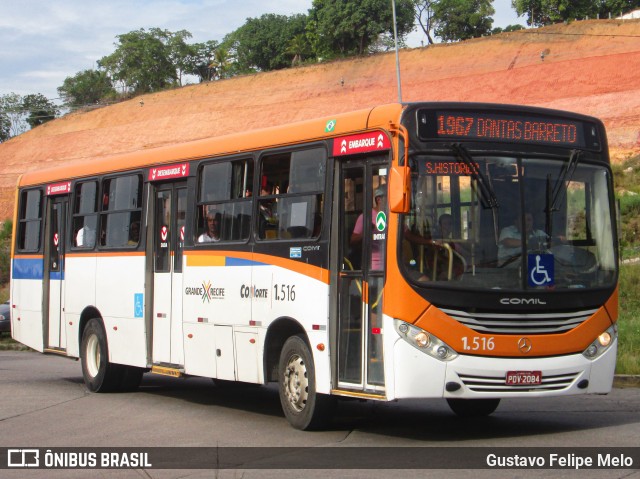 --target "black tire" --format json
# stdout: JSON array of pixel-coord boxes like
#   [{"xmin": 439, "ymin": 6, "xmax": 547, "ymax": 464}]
[
  {"xmin": 80, "ymin": 318, "xmax": 123, "ymax": 393},
  {"xmin": 446, "ymin": 398, "xmax": 500, "ymax": 417},
  {"xmin": 278, "ymin": 335, "xmax": 334, "ymax": 430},
  {"xmin": 213, "ymin": 378, "xmax": 261, "ymax": 389},
  {"xmin": 119, "ymin": 365, "xmax": 144, "ymax": 392}
]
